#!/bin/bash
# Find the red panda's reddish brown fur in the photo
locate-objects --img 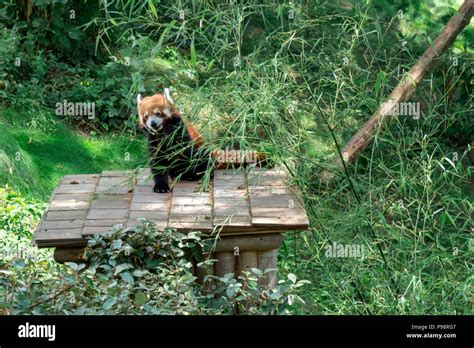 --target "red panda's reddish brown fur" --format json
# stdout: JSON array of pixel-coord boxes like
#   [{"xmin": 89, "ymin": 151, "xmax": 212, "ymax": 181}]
[{"xmin": 137, "ymin": 90, "xmax": 267, "ymax": 192}]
